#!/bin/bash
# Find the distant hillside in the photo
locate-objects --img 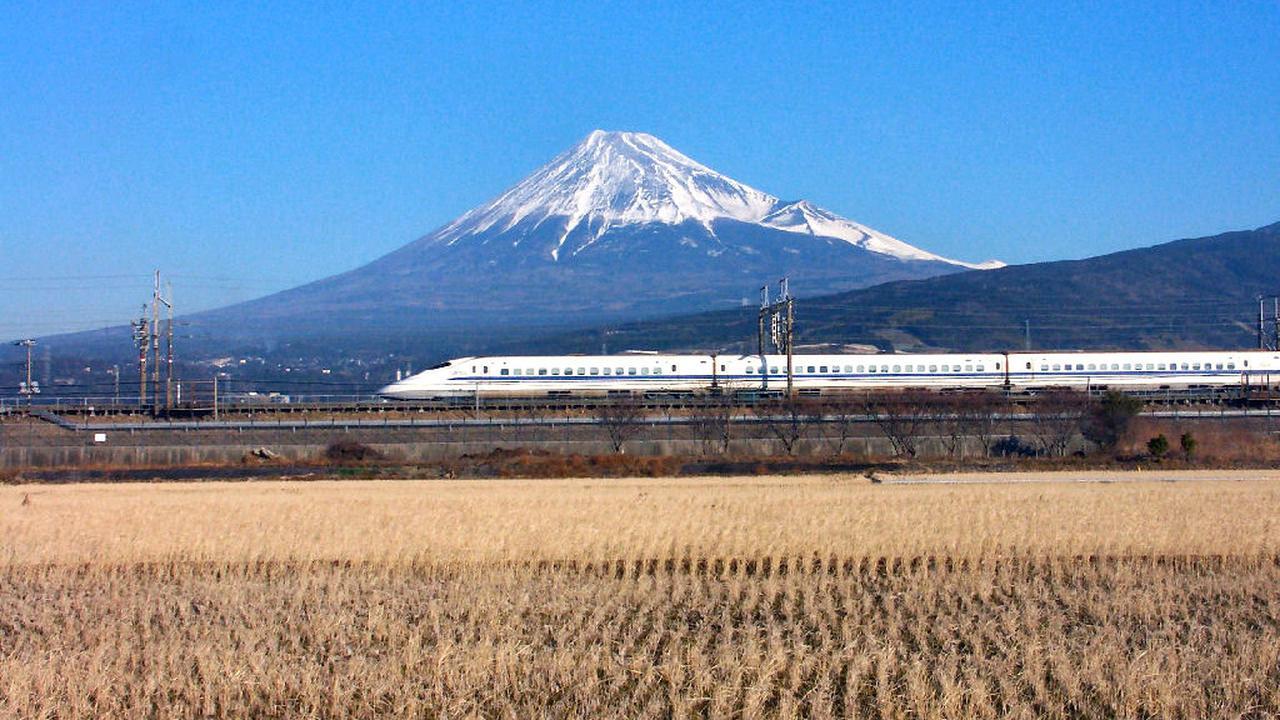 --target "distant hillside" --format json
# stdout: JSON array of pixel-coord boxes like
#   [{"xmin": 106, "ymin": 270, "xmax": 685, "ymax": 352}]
[{"xmin": 517, "ymin": 221, "xmax": 1280, "ymax": 355}]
